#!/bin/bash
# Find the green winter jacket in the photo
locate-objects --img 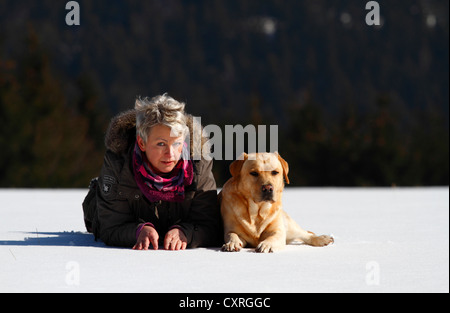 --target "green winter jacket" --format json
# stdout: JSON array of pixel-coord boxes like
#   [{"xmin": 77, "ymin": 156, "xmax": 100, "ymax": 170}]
[{"xmin": 85, "ymin": 109, "xmax": 222, "ymax": 248}]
